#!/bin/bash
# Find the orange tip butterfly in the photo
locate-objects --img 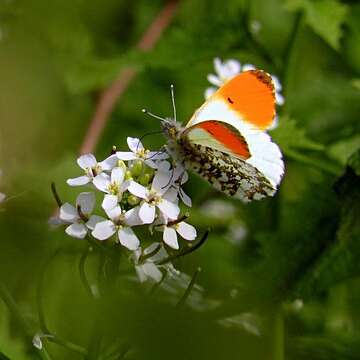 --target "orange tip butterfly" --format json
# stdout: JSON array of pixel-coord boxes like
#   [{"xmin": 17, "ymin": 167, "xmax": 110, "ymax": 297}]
[{"xmin": 144, "ymin": 70, "xmax": 284, "ymax": 202}]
